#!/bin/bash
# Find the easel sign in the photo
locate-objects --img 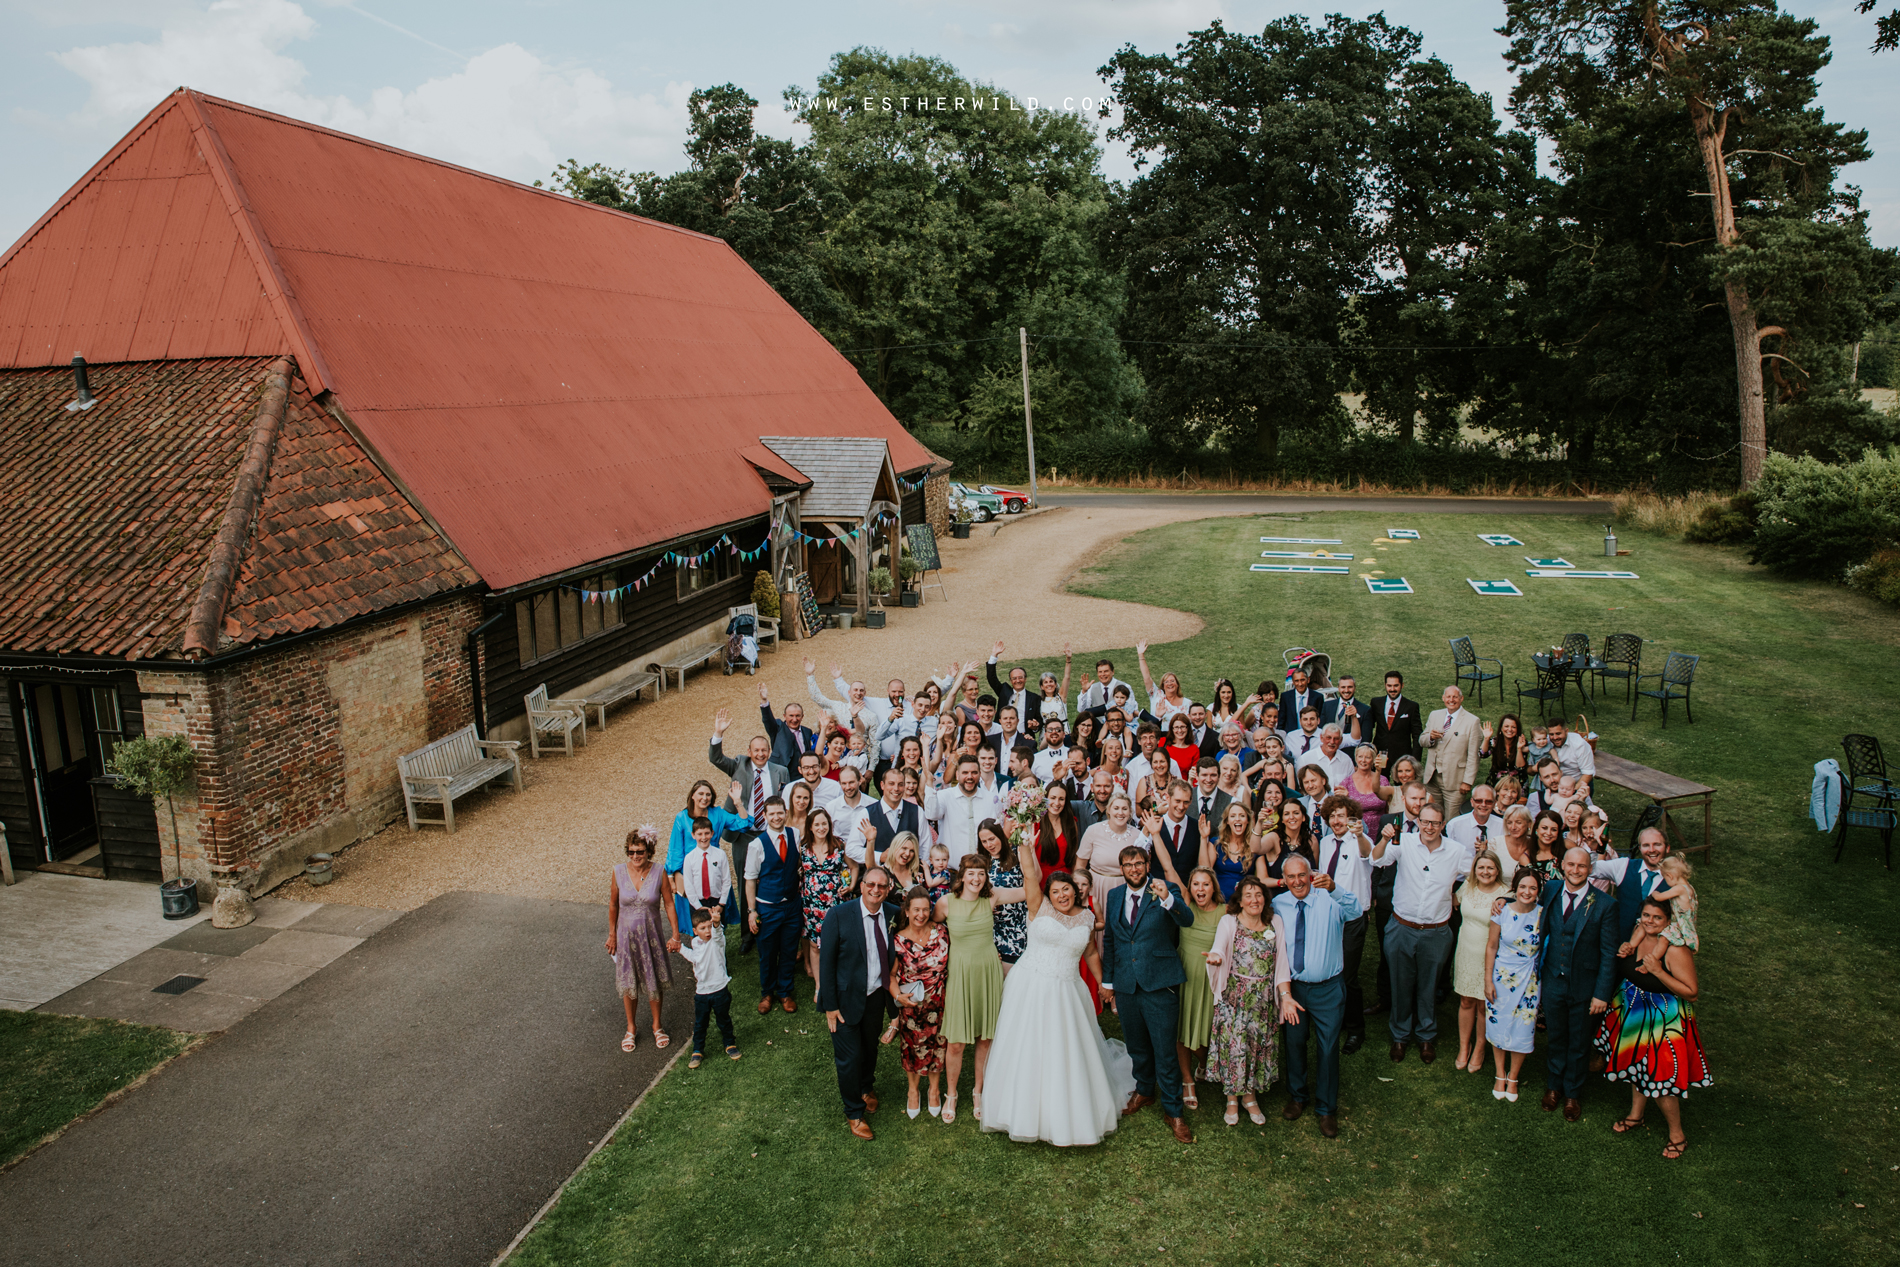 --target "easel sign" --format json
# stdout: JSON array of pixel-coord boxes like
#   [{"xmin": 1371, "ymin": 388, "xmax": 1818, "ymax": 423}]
[
  {"xmin": 1468, "ymin": 578, "xmax": 1523, "ymax": 596},
  {"xmin": 1477, "ymin": 533, "xmax": 1524, "ymax": 547},
  {"xmin": 905, "ymin": 523, "xmax": 947, "ymax": 604},
  {"xmin": 1364, "ymin": 577, "xmax": 1413, "ymax": 594},
  {"xmin": 1385, "ymin": 528, "xmax": 1420, "ymax": 540}
]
